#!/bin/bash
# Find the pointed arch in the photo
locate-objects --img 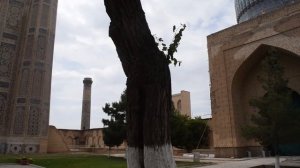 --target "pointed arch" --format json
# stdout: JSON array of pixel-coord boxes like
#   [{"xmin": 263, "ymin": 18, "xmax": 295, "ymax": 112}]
[{"xmin": 230, "ymin": 44, "xmax": 300, "ymax": 146}]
